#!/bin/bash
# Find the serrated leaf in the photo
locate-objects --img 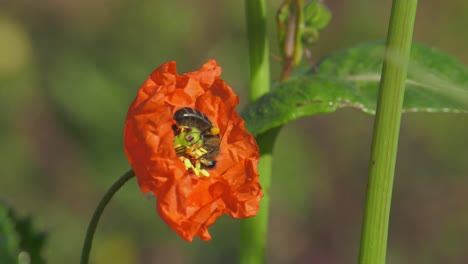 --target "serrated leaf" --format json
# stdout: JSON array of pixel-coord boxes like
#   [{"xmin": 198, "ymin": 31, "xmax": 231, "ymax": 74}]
[{"xmin": 242, "ymin": 42, "xmax": 468, "ymax": 135}]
